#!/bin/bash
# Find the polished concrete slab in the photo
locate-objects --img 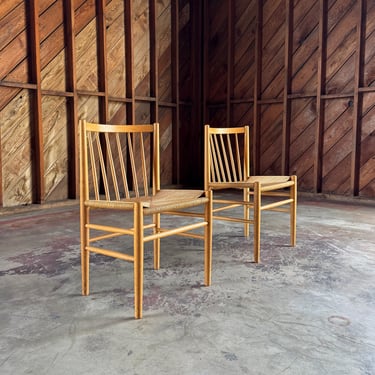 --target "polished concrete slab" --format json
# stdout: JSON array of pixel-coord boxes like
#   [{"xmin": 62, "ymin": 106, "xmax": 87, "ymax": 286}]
[{"xmin": 0, "ymin": 194, "xmax": 374, "ymax": 375}]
